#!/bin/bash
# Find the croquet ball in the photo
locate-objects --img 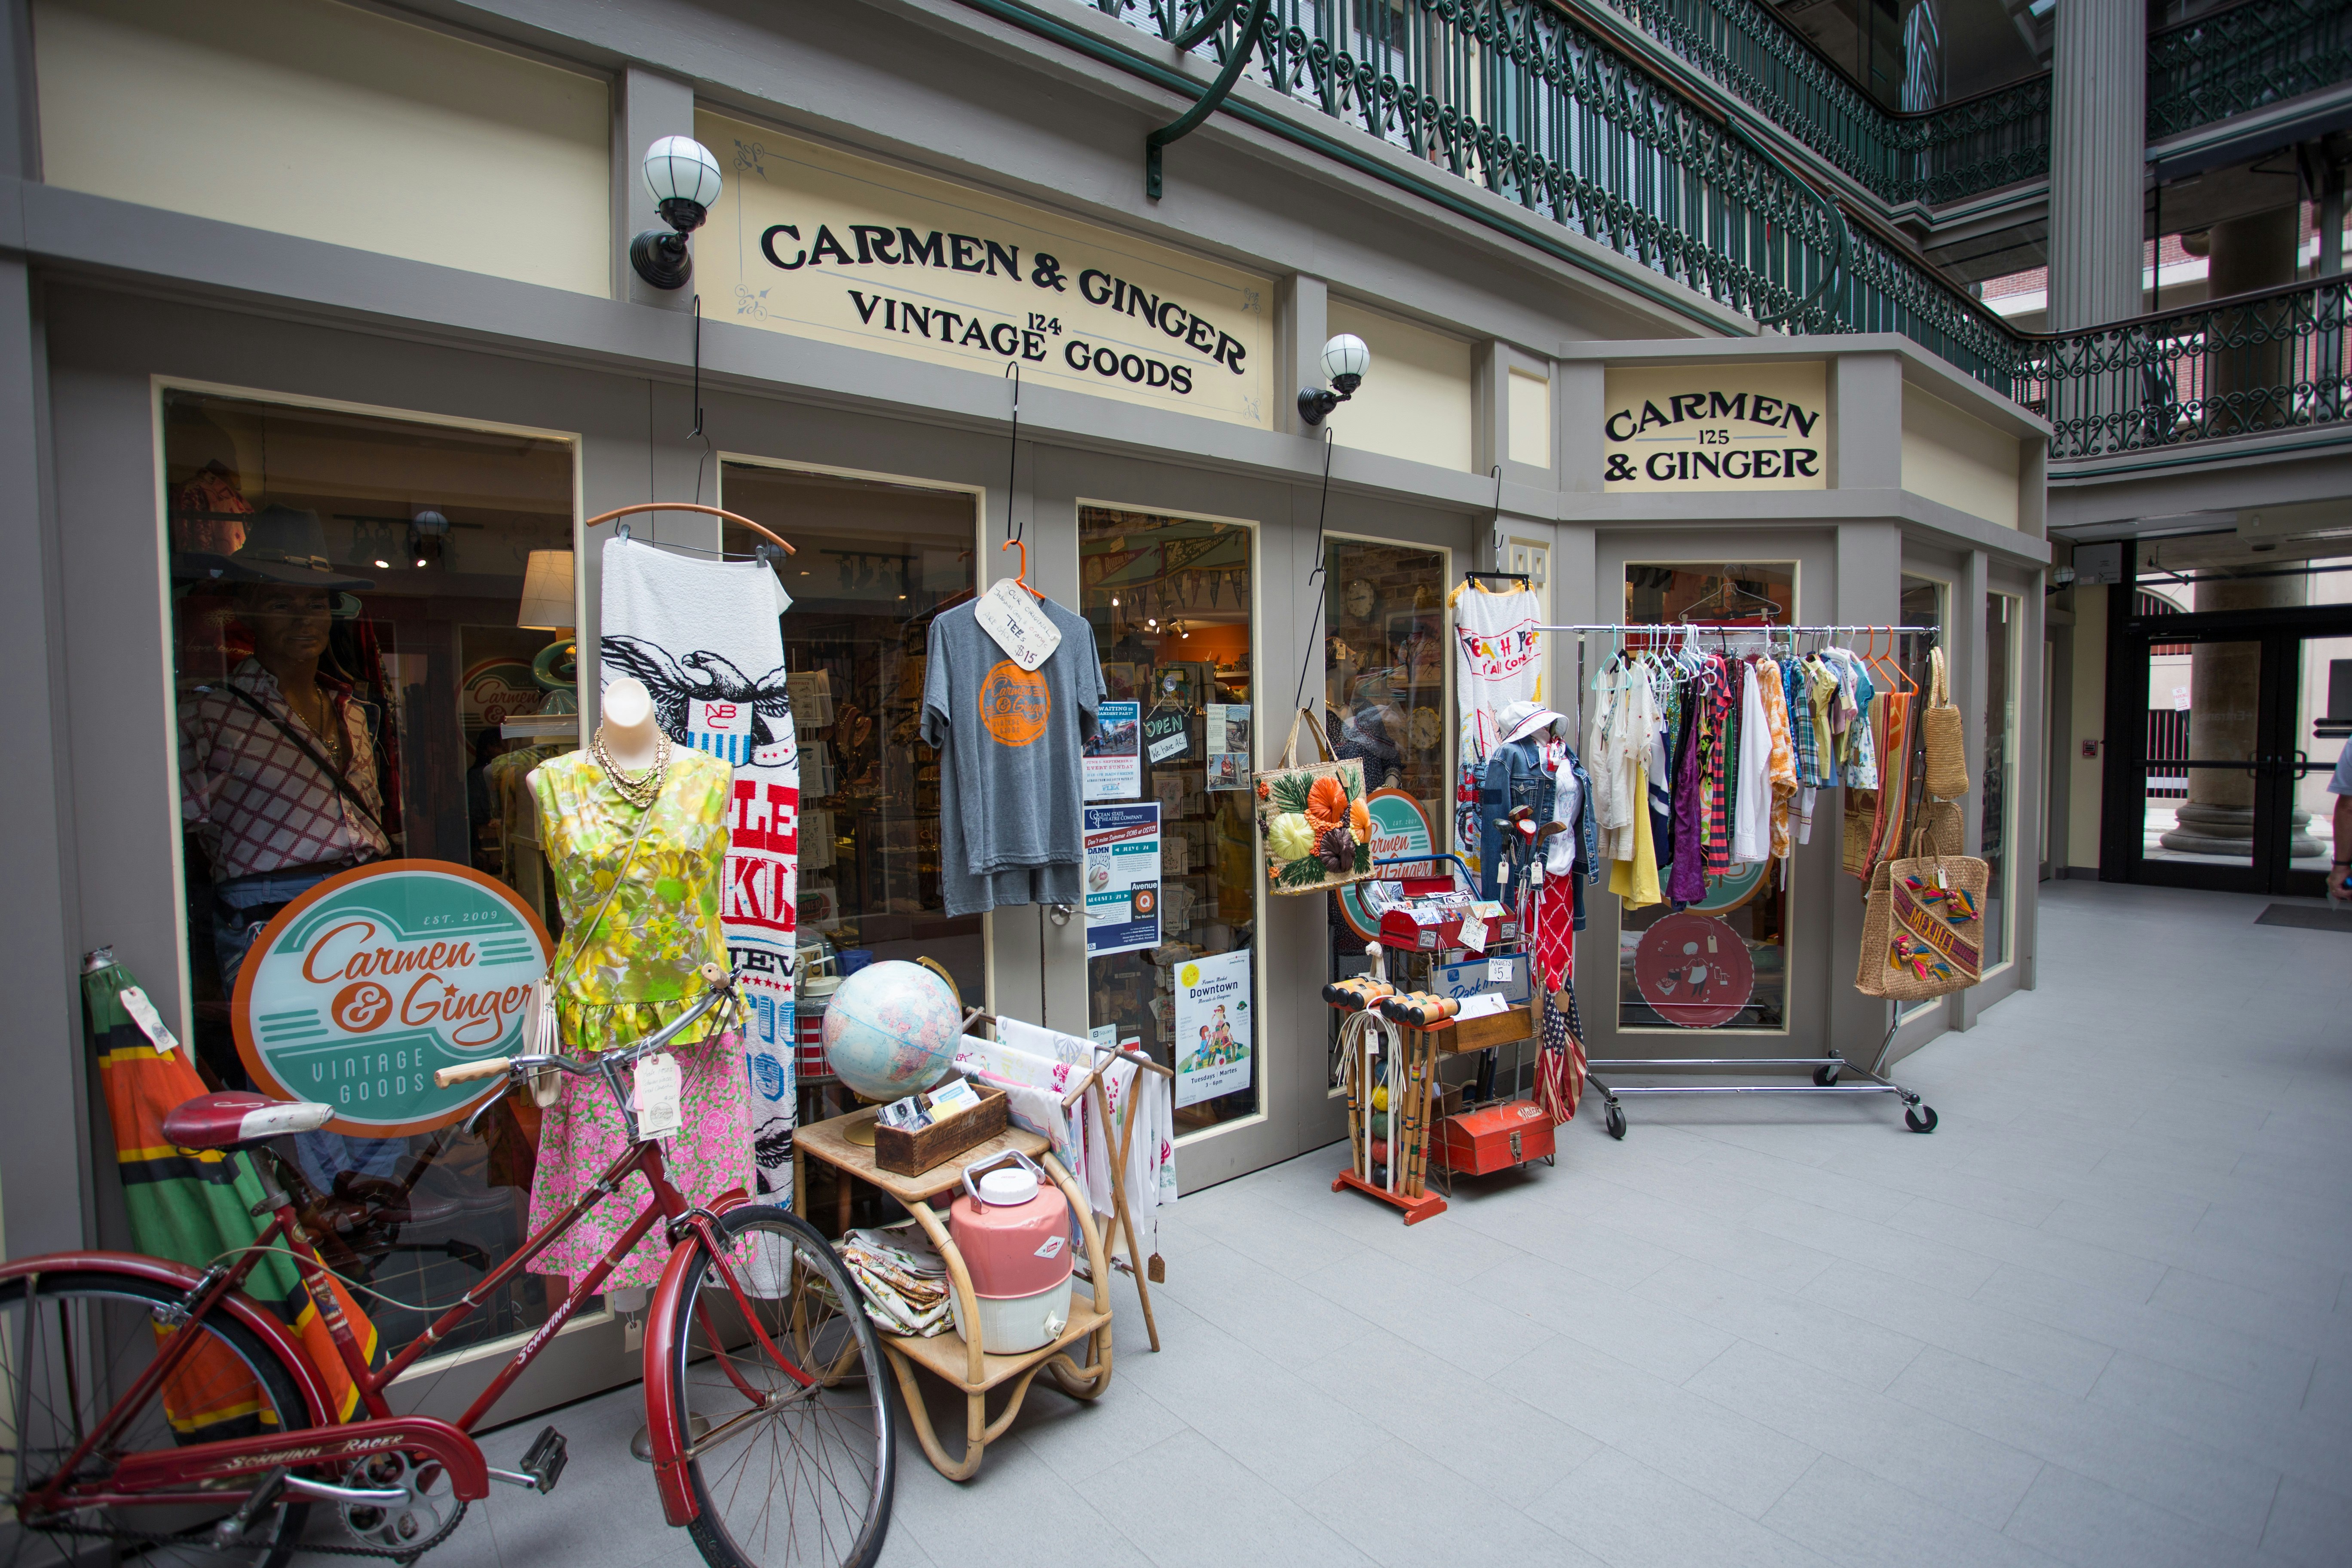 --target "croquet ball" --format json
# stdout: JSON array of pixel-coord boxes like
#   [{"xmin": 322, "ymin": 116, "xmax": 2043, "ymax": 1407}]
[{"xmin": 1372, "ymin": 1084, "xmax": 1389, "ymax": 1112}]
